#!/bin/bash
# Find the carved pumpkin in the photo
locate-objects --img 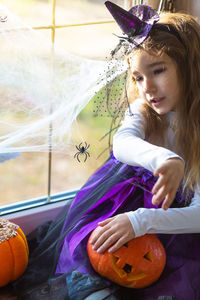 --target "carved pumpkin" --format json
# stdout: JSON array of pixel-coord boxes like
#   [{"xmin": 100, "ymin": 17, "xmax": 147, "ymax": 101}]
[
  {"xmin": 0, "ymin": 218, "xmax": 29, "ymax": 287},
  {"xmin": 87, "ymin": 231, "xmax": 166, "ymax": 288}
]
